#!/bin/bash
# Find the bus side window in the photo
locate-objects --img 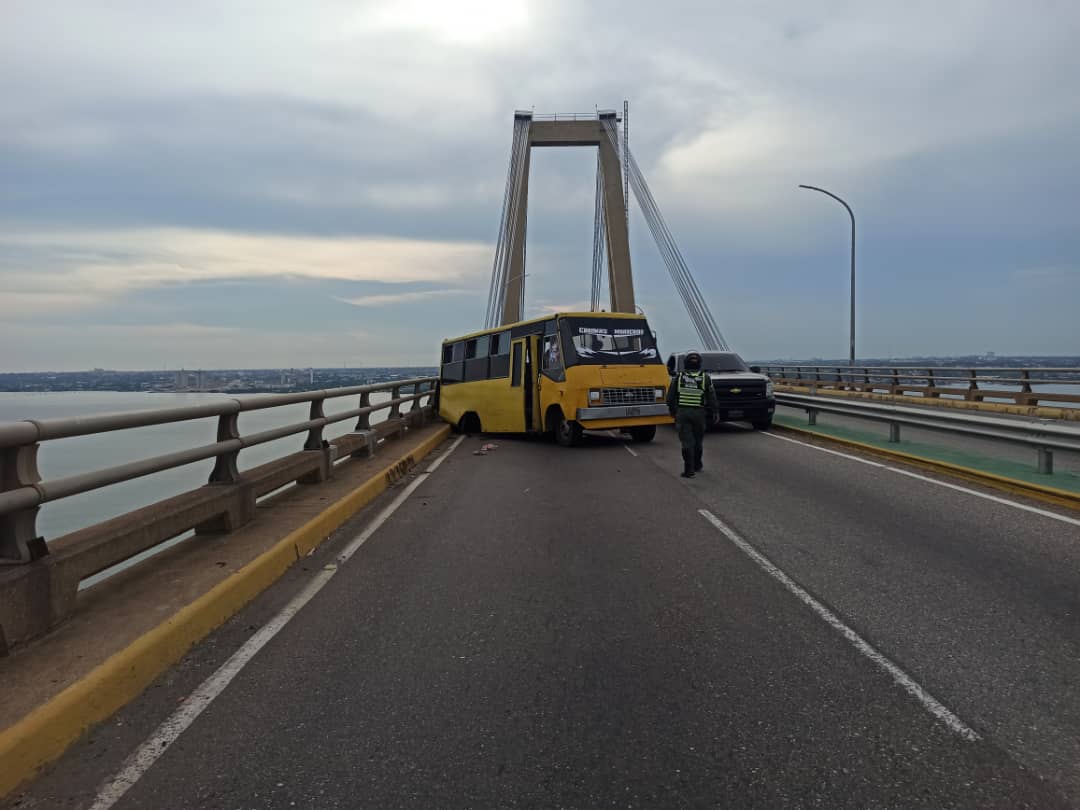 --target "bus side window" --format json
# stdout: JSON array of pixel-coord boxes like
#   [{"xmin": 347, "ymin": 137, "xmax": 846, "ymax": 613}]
[
  {"xmin": 510, "ymin": 342, "xmax": 523, "ymax": 387},
  {"xmin": 490, "ymin": 330, "xmax": 511, "ymax": 378},
  {"xmin": 465, "ymin": 336, "xmax": 490, "ymax": 382},
  {"xmin": 442, "ymin": 341, "xmax": 465, "ymax": 383}
]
